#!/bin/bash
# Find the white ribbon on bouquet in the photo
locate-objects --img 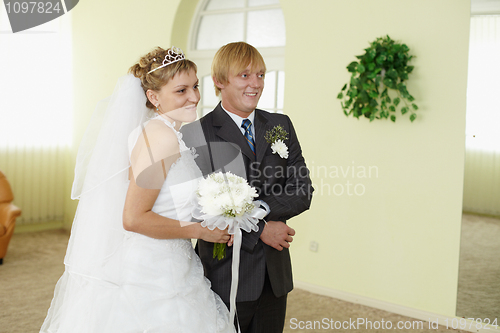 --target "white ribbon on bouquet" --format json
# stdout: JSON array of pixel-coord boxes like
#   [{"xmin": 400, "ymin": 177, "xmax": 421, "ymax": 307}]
[{"xmin": 192, "ymin": 200, "xmax": 269, "ymax": 330}]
